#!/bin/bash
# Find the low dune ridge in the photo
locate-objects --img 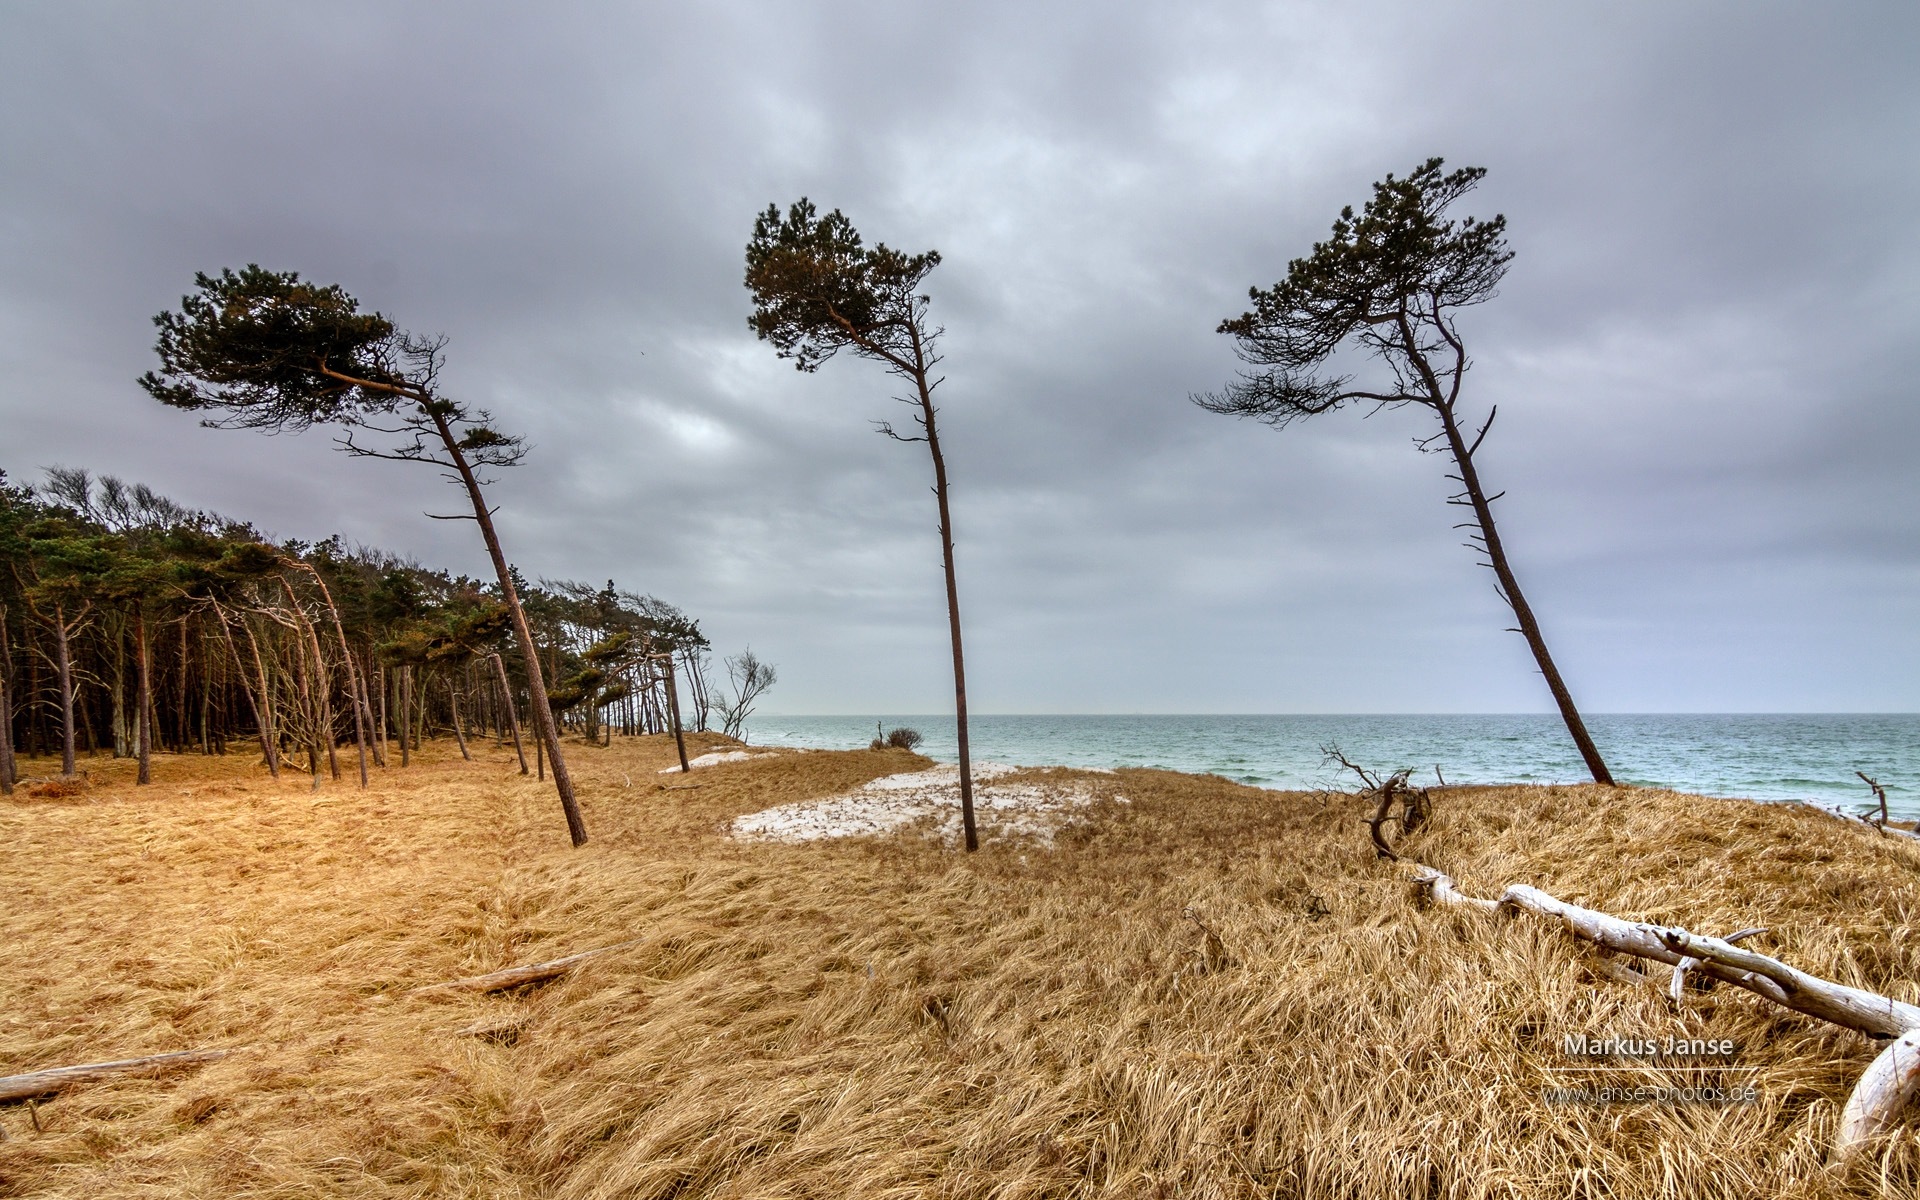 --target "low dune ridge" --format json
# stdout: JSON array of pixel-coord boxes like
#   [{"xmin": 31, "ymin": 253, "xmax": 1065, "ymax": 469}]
[{"xmin": 3, "ymin": 733, "xmax": 1918, "ymax": 1197}]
